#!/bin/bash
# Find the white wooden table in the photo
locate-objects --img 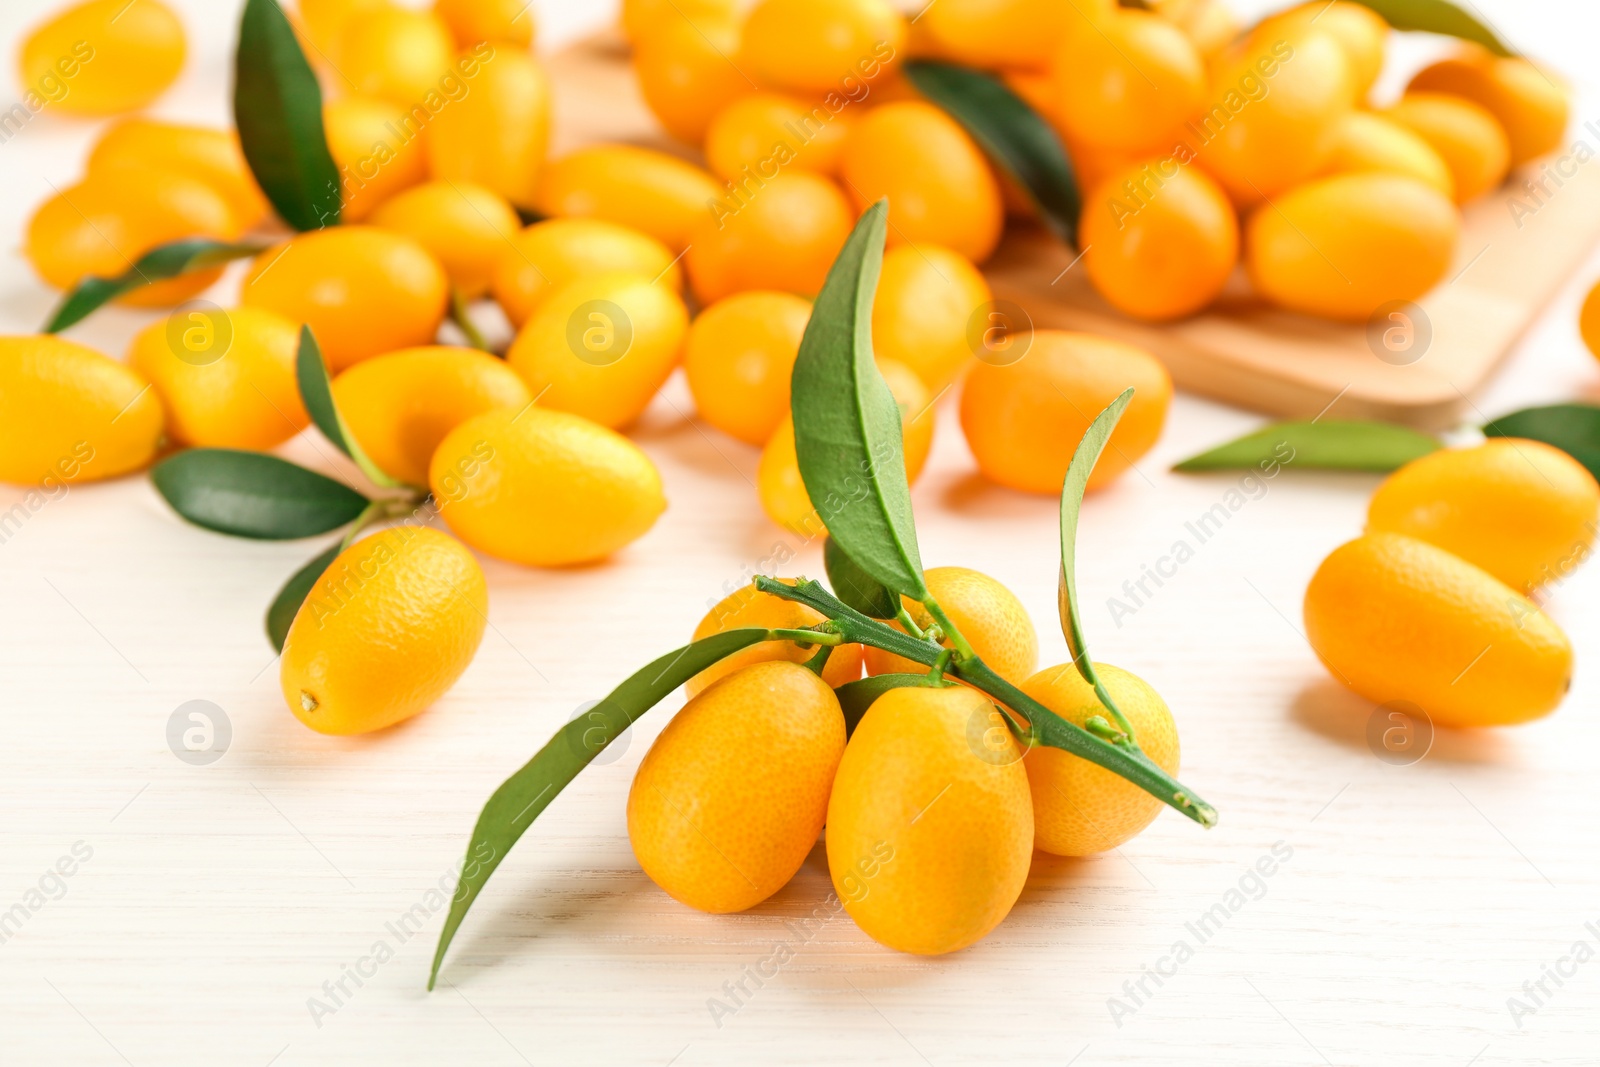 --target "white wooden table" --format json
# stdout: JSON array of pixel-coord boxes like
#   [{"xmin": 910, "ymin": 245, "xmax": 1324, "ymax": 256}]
[{"xmin": 3, "ymin": 2, "xmax": 1598, "ymax": 1063}]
